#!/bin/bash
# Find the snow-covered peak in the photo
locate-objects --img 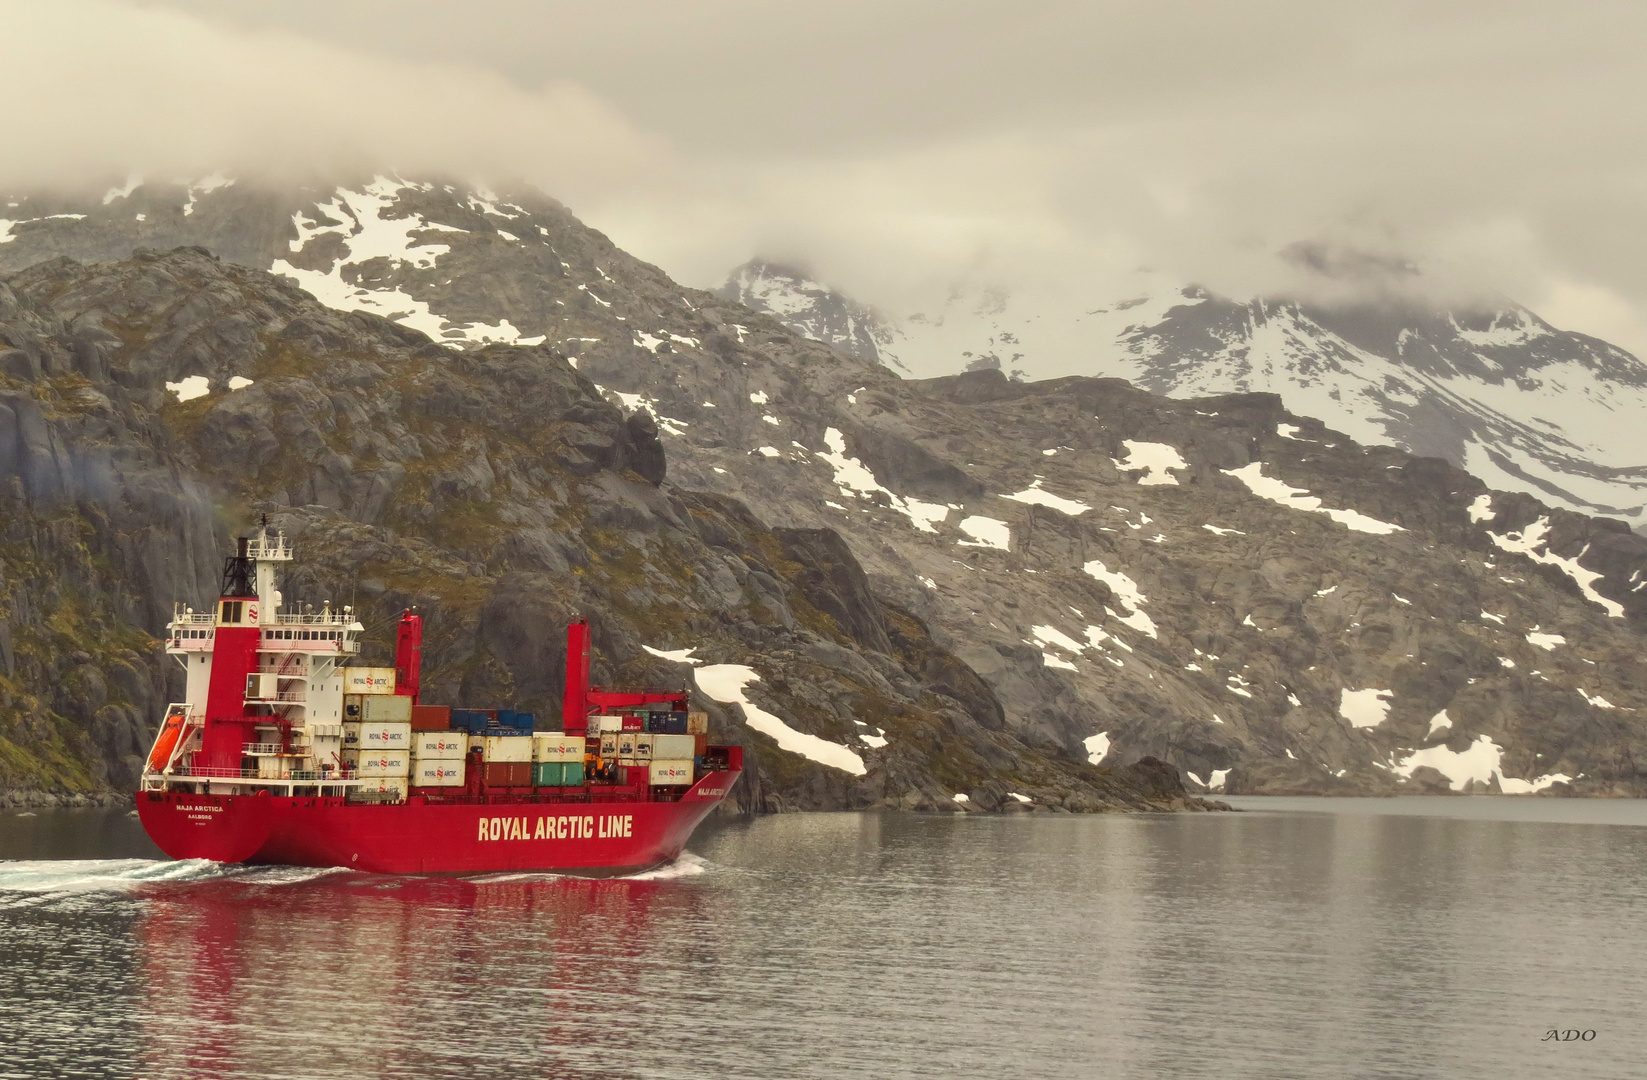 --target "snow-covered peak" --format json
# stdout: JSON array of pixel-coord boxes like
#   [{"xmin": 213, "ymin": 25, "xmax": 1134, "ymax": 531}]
[
  {"xmin": 715, "ymin": 260, "xmax": 905, "ymax": 370},
  {"xmin": 720, "ymin": 259, "xmax": 1647, "ymax": 528}
]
